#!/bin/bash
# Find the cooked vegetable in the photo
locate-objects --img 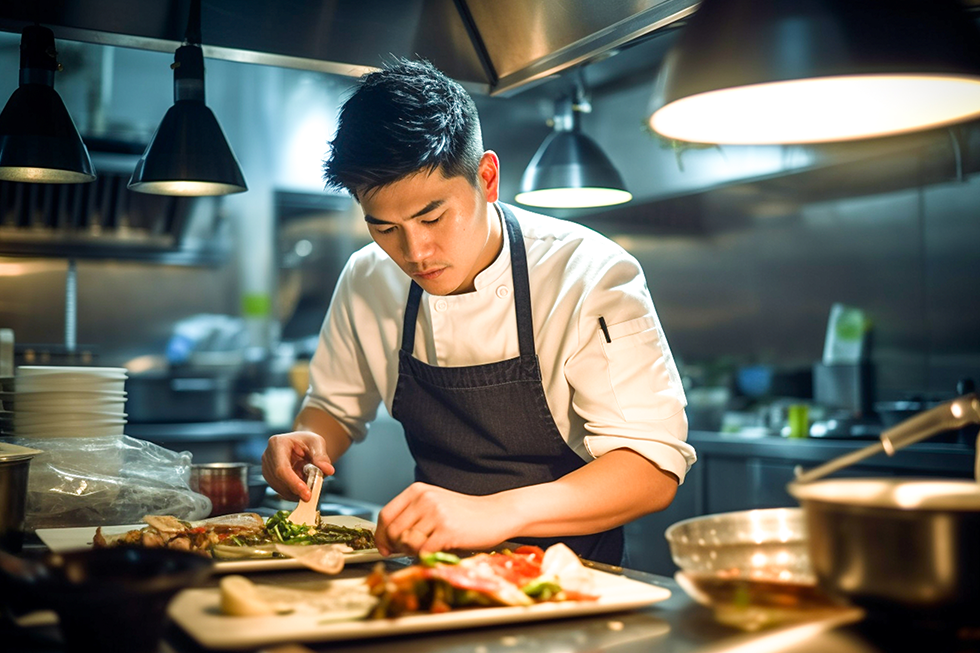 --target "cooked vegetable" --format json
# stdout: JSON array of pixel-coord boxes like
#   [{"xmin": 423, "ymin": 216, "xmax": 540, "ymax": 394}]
[
  {"xmin": 93, "ymin": 510, "xmax": 375, "ymax": 559},
  {"xmin": 365, "ymin": 544, "xmax": 597, "ymax": 618},
  {"xmin": 225, "ymin": 510, "xmax": 375, "ymax": 550}
]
